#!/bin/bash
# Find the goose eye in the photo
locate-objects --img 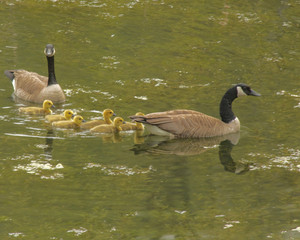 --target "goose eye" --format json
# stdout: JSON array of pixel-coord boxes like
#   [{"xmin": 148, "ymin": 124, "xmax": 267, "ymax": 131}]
[{"xmin": 242, "ymin": 86, "xmax": 250, "ymax": 92}]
